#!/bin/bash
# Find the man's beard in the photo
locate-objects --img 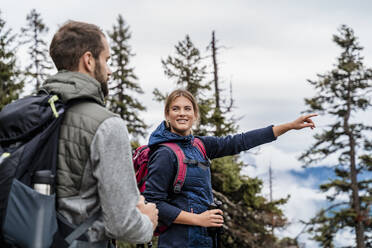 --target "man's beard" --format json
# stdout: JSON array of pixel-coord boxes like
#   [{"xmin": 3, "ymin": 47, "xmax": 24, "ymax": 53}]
[{"xmin": 94, "ymin": 60, "xmax": 108, "ymax": 97}]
